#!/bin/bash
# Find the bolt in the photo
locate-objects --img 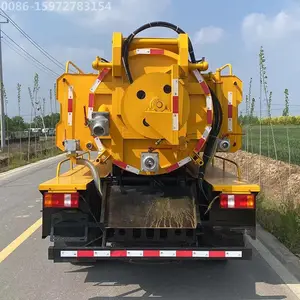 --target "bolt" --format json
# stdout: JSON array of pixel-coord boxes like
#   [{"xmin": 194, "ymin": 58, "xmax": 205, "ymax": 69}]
[
  {"xmin": 156, "ymin": 101, "xmax": 163, "ymax": 108},
  {"xmin": 86, "ymin": 142, "xmax": 93, "ymax": 150}
]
